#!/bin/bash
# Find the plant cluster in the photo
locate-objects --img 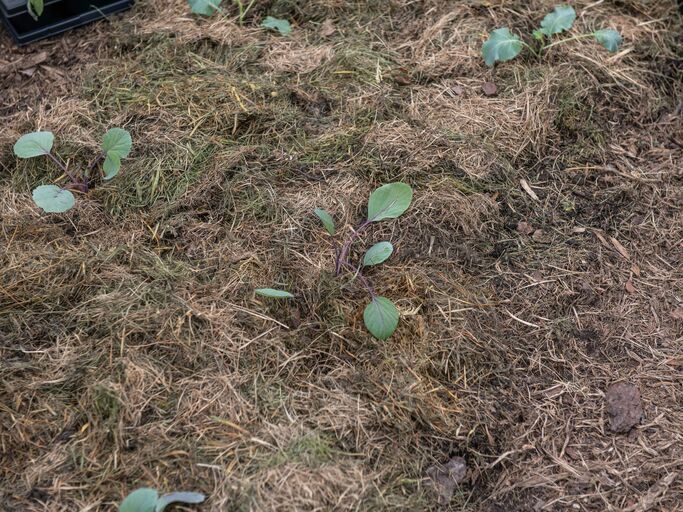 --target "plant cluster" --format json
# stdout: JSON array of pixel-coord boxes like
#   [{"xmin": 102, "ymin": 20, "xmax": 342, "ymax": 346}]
[
  {"xmin": 14, "ymin": 128, "xmax": 132, "ymax": 213},
  {"xmin": 187, "ymin": 0, "xmax": 291, "ymax": 34},
  {"xmin": 482, "ymin": 5, "xmax": 621, "ymax": 66},
  {"xmin": 119, "ymin": 488, "xmax": 205, "ymax": 512},
  {"xmin": 257, "ymin": 183, "xmax": 413, "ymax": 340}
]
